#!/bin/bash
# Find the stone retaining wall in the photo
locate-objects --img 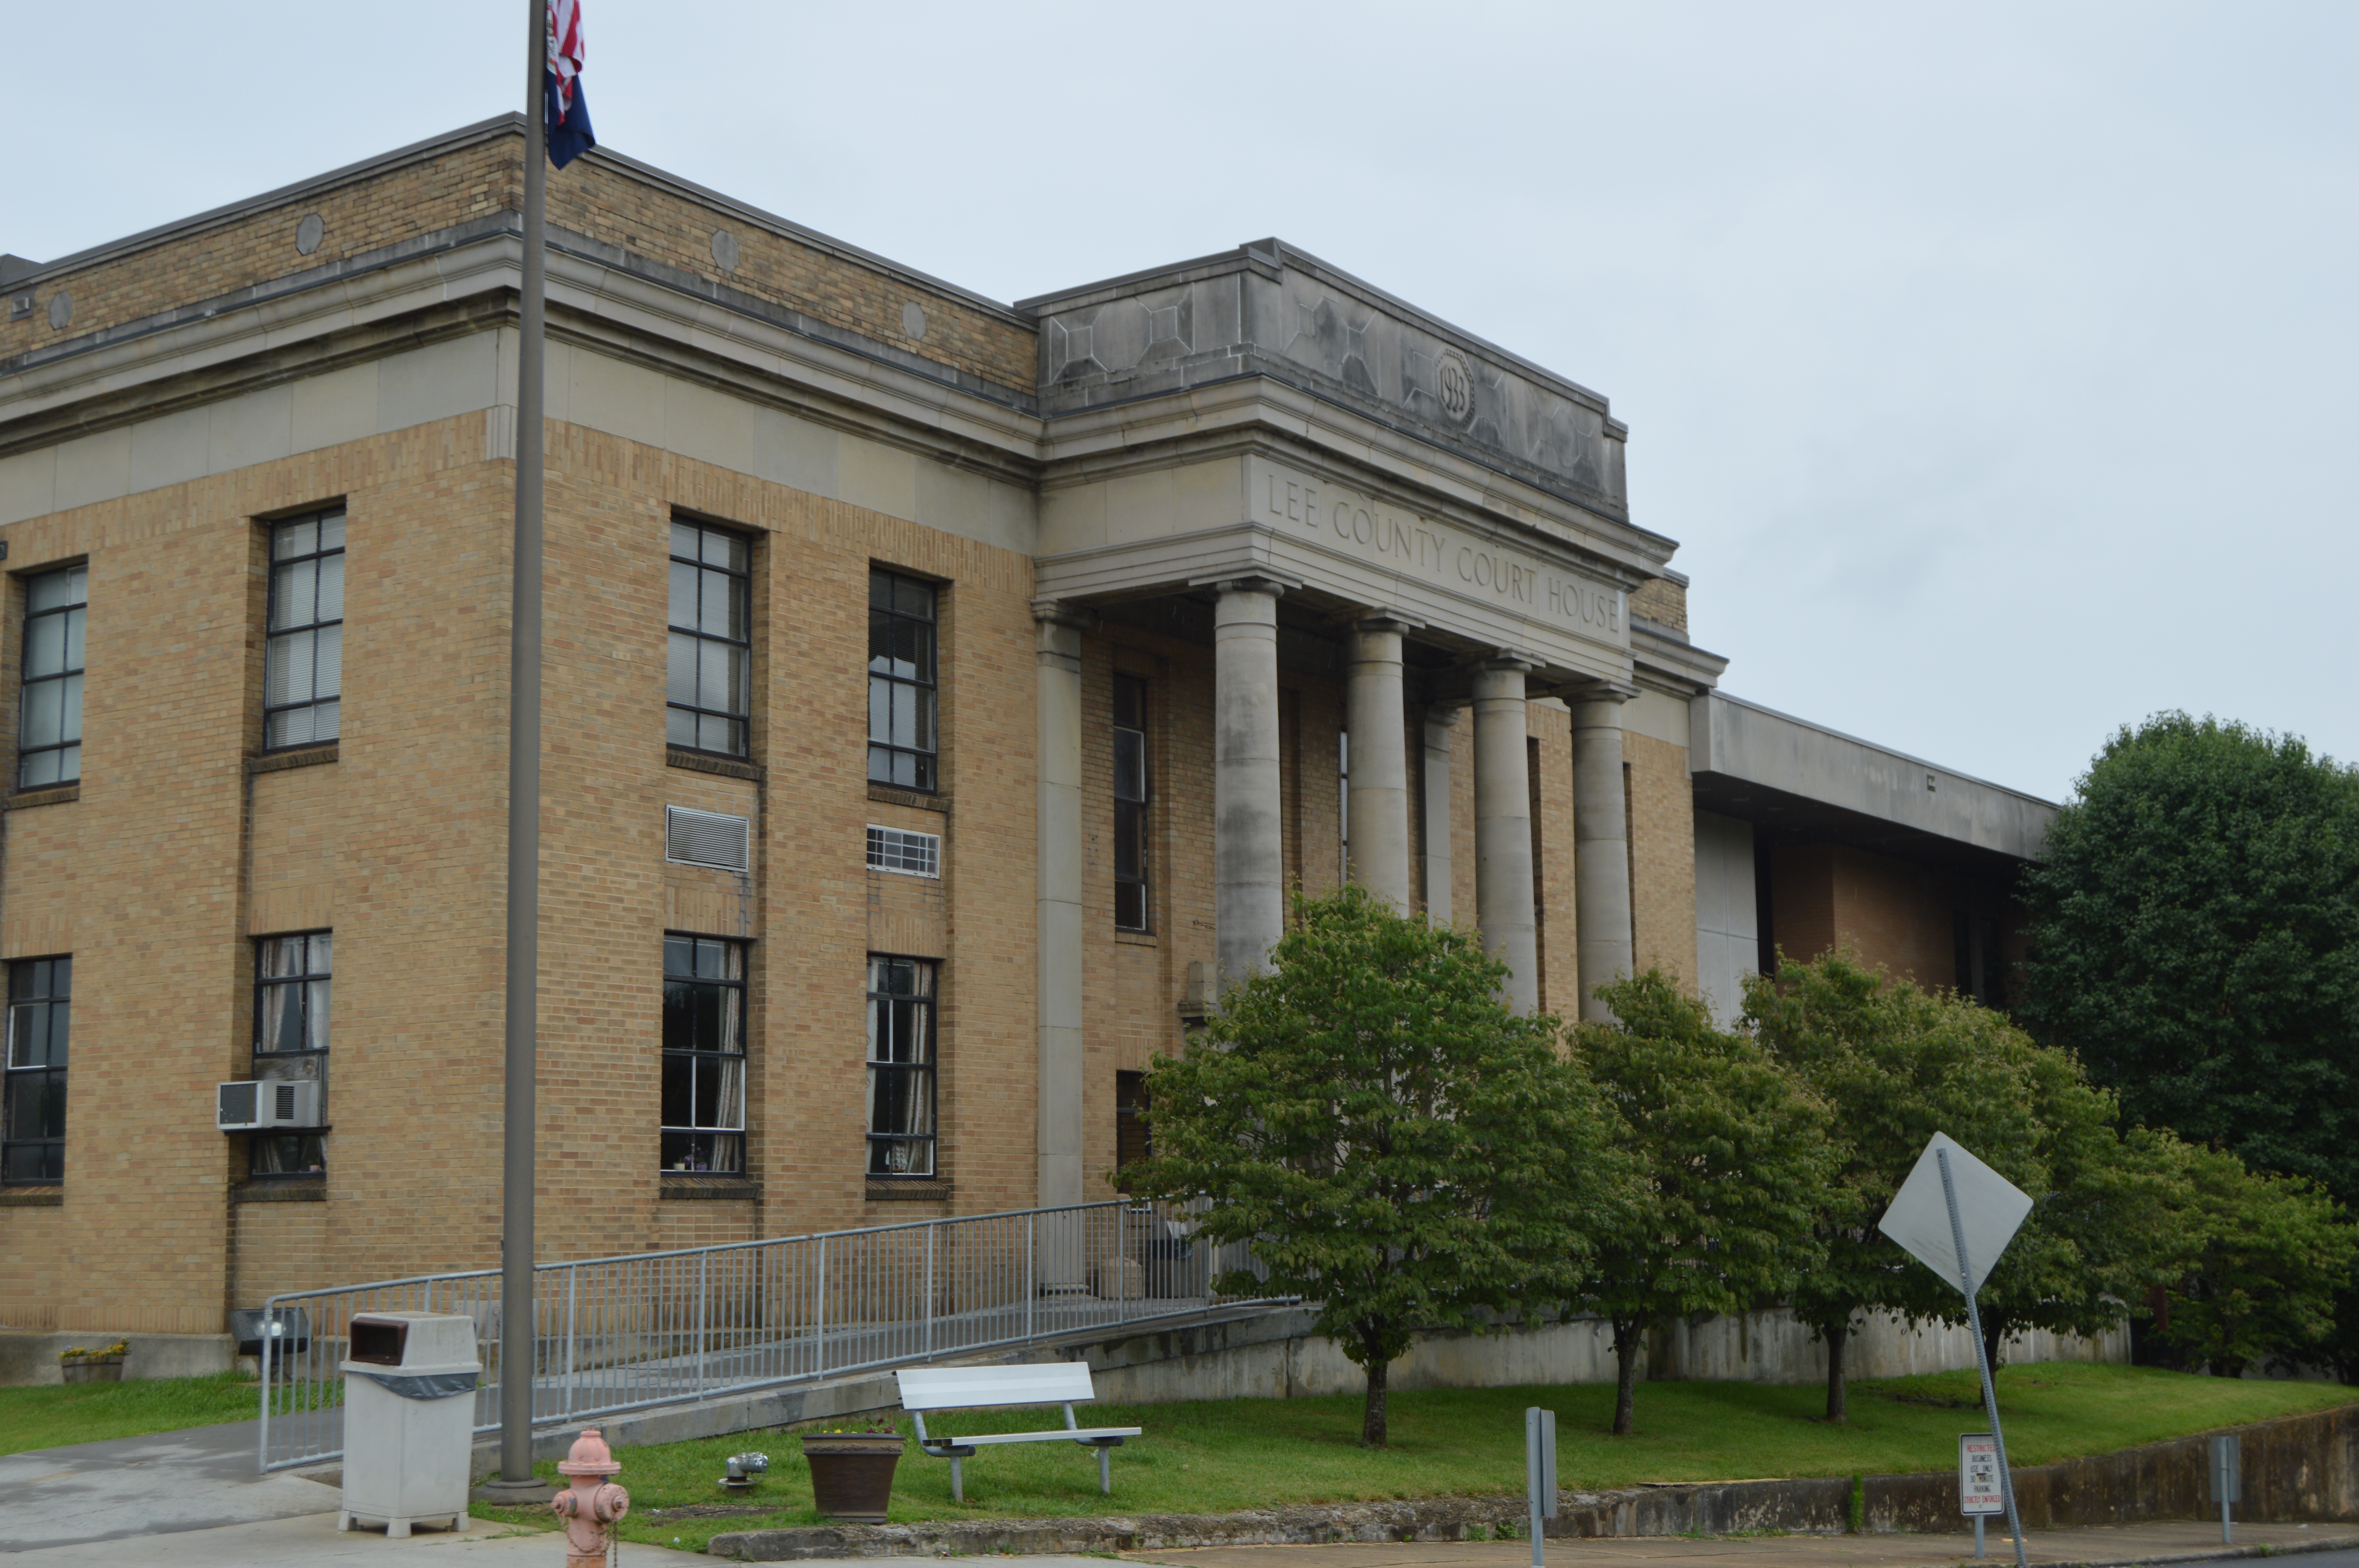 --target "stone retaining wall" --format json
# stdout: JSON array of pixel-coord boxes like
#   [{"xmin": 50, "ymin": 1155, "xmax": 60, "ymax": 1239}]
[{"xmin": 706, "ymin": 1403, "xmax": 2359, "ymax": 1561}]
